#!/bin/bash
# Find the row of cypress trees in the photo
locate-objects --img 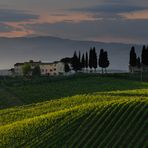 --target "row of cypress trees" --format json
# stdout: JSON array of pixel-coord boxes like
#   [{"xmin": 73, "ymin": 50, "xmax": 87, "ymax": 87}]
[
  {"xmin": 129, "ymin": 45, "xmax": 148, "ymax": 68},
  {"xmin": 71, "ymin": 47, "xmax": 110, "ymax": 73}
]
